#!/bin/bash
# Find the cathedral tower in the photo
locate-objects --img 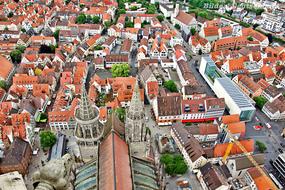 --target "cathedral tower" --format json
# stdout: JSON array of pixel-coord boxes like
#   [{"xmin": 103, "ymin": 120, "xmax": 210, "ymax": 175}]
[{"xmin": 125, "ymin": 80, "xmax": 146, "ymax": 143}]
